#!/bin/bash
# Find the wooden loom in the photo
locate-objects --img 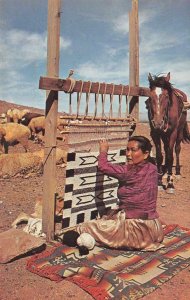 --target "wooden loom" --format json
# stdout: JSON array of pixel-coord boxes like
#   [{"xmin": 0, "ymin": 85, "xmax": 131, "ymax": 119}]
[
  {"xmin": 58, "ymin": 96, "xmax": 136, "ymax": 152},
  {"xmin": 40, "ymin": 75, "xmax": 150, "ymax": 152},
  {"xmin": 40, "ymin": 75, "xmax": 150, "ymax": 231},
  {"xmin": 41, "ymin": 0, "xmax": 147, "ymax": 240}
]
